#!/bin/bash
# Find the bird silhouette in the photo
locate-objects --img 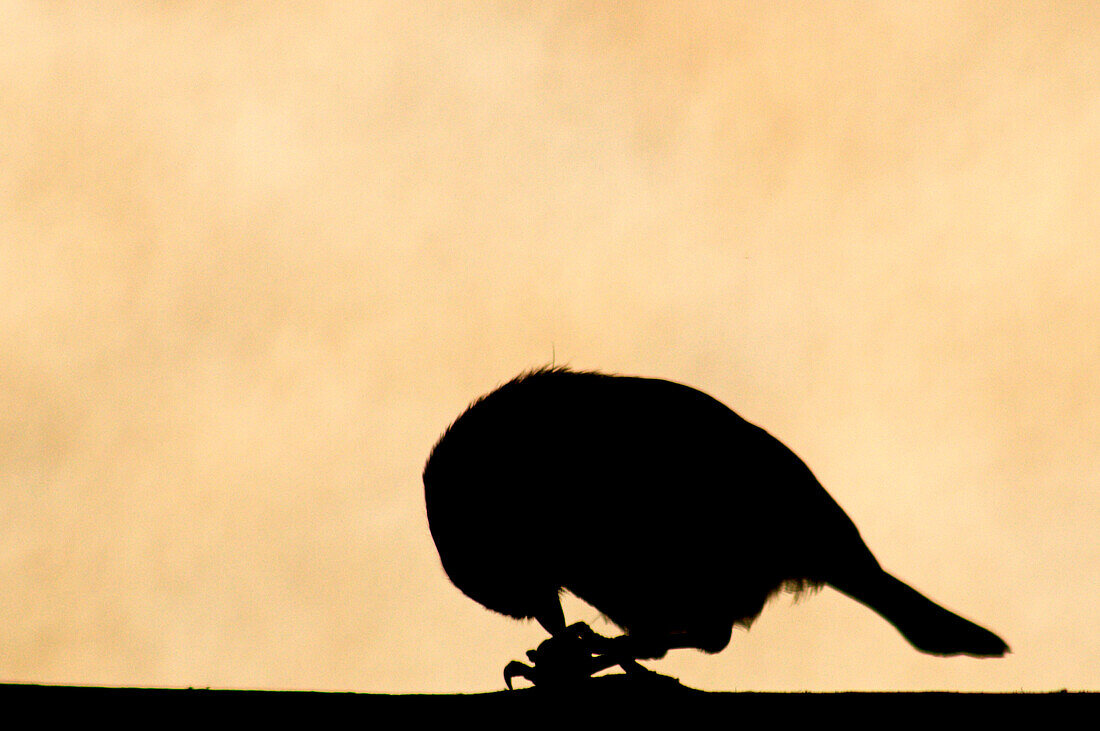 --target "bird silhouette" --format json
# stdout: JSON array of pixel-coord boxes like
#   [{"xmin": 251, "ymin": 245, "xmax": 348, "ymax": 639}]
[{"xmin": 423, "ymin": 367, "xmax": 1009, "ymax": 687}]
